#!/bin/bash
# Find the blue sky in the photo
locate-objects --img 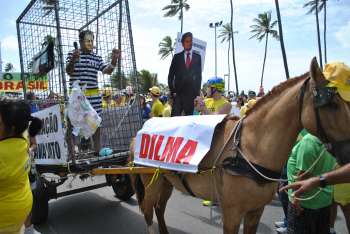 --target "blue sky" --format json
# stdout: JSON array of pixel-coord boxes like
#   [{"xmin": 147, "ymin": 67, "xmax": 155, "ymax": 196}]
[{"xmin": 1, "ymin": 0, "xmax": 350, "ymax": 92}]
